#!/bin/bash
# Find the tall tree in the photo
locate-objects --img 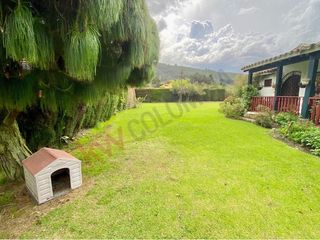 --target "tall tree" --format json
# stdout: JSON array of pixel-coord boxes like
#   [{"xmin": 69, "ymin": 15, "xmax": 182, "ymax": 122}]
[{"xmin": 0, "ymin": 0, "xmax": 159, "ymax": 180}]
